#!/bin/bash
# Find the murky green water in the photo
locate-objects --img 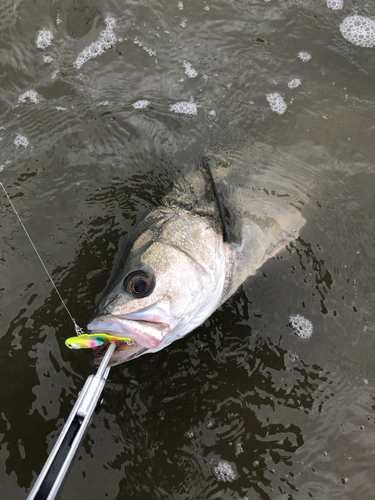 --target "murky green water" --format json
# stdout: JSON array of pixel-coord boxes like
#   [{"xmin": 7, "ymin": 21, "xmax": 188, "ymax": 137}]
[{"xmin": 1, "ymin": 0, "xmax": 375, "ymax": 498}]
